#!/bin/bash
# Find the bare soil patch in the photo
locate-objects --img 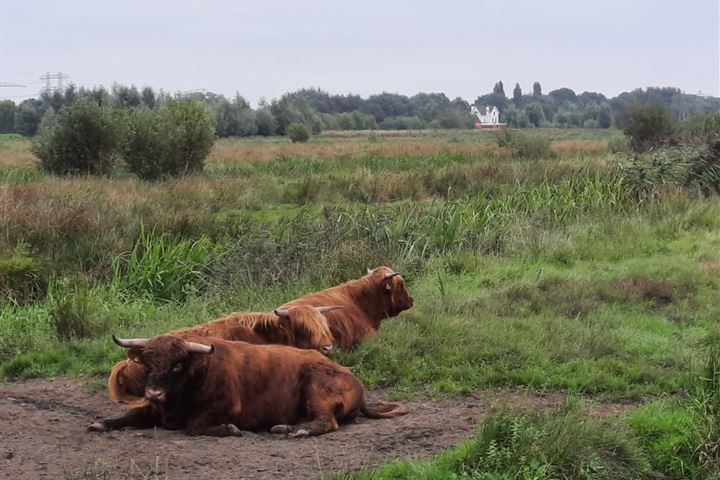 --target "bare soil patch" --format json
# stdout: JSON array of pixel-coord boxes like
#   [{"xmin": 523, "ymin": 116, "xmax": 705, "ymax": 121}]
[{"xmin": 0, "ymin": 378, "xmax": 634, "ymax": 479}]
